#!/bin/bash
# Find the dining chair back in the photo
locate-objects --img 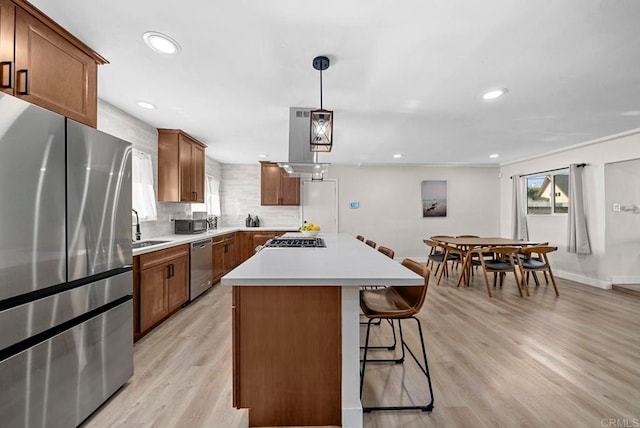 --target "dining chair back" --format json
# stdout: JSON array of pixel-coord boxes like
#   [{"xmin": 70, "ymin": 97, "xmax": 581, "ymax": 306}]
[
  {"xmin": 356, "ymin": 235, "xmax": 365, "ymax": 242},
  {"xmin": 365, "ymin": 239, "xmax": 377, "ymax": 249}
]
